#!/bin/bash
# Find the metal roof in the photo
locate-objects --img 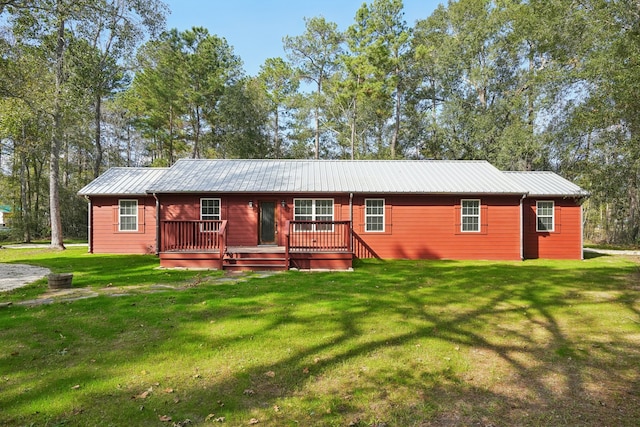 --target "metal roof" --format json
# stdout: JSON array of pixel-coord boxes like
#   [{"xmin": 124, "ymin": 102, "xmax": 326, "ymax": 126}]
[
  {"xmin": 77, "ymin": 161, "xmax": 589, "ymax": 198},
  {"xmin": 146, "ymin": 159, "xmax": 529, "ymax": 195},
  {"xmin": 78, "ymin": 167, "xmax": 168, "ymax": 196},
  {"xmin": 503, "ymin": 171, "xmax": 590, "ymax": 198}
]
